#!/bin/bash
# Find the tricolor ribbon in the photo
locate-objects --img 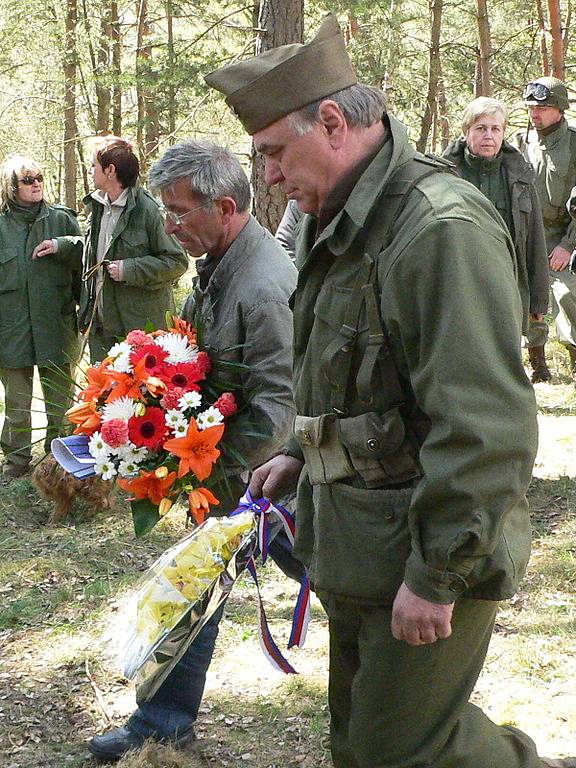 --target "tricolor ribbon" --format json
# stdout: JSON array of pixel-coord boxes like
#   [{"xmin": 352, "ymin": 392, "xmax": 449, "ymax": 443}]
[{"xmin": 230, "ymin": 491, "xmax": 311, "ymax": 673}]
